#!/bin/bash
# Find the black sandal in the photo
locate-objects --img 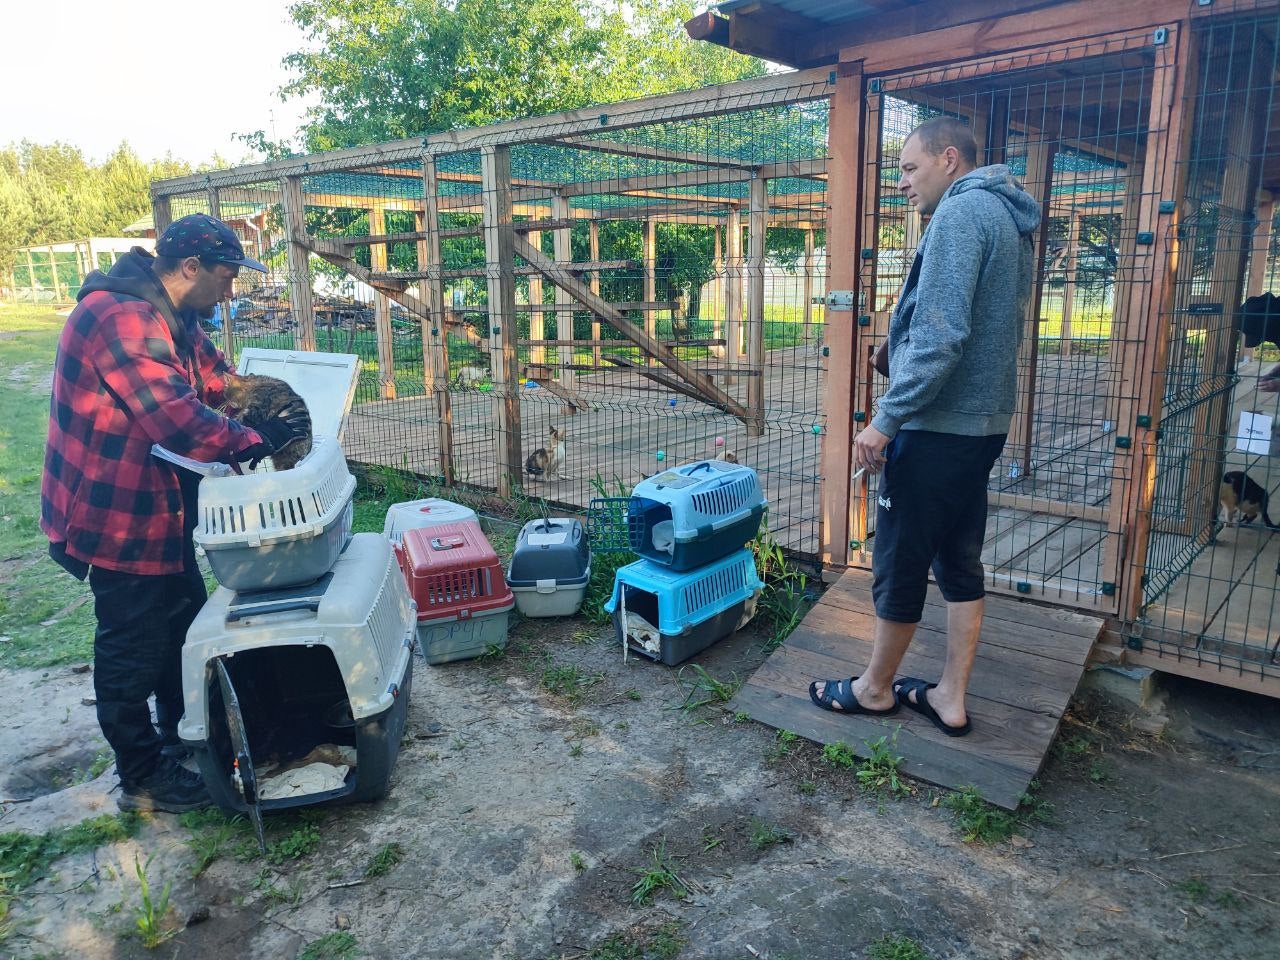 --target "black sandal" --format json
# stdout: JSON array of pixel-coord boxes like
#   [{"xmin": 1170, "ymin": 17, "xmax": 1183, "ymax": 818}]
[
  {"xmin": 893, "ymin": 677, "xmax": 972, "ymax": 737},
  {"xmin": 808, "ymin": 676, "xmax": 899, "ymax": 716}
]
